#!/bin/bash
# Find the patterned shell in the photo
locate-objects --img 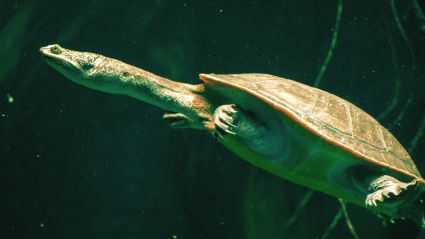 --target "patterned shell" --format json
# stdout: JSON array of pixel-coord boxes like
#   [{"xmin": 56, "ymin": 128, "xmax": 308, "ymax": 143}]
[{"xmin": 200, "ymin": 73, "xmax": 422, "ymax": 180}]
